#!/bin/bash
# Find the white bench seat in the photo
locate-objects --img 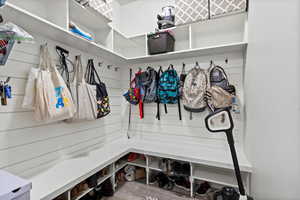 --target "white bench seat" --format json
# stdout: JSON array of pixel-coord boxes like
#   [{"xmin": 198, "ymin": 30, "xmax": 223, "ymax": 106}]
[{"xmin": 27, "ymin": 139, "xmax": 252, "ymax": 200}]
